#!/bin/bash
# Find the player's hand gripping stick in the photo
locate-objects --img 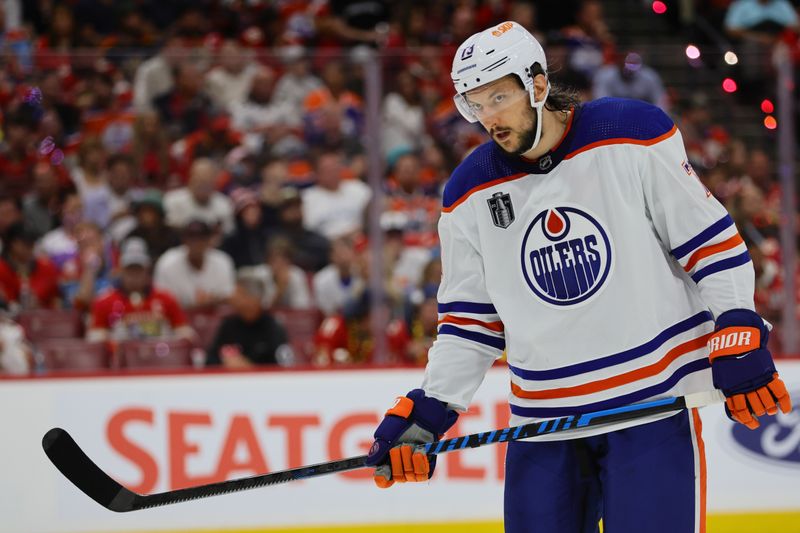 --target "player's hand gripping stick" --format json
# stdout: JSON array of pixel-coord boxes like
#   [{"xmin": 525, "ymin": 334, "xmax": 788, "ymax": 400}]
[
  {"xmin": 365, "ymin": 389, "xmax": 459, "ymax": 488},
  {"xmin": 708, "ymin": 309, "xmax": 792, "ymax": 429}
]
